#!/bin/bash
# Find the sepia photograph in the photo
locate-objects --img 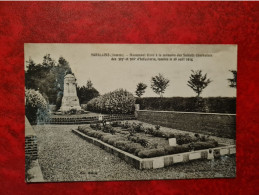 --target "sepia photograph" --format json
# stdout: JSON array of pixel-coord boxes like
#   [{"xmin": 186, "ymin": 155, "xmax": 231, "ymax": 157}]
[{"xmin": 25, "ymin": 44, "xmax": 237, "ymax": 182}]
